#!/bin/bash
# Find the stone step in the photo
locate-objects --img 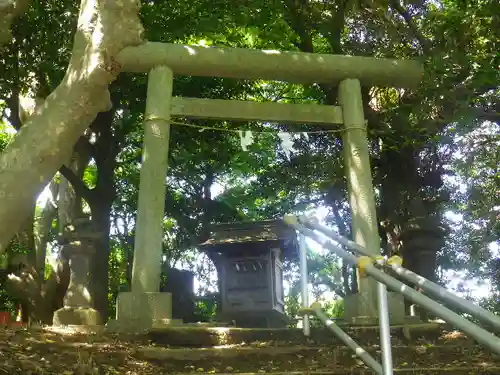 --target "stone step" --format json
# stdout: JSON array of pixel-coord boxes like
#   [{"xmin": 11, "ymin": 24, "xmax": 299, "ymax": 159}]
[
  {"xmin": 146, "ymin": 323, "xmax": 478, "ymax": 348},
  {"xmin": 136, "ymin": 343, "xmax": 500, "ymax": 374}
]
